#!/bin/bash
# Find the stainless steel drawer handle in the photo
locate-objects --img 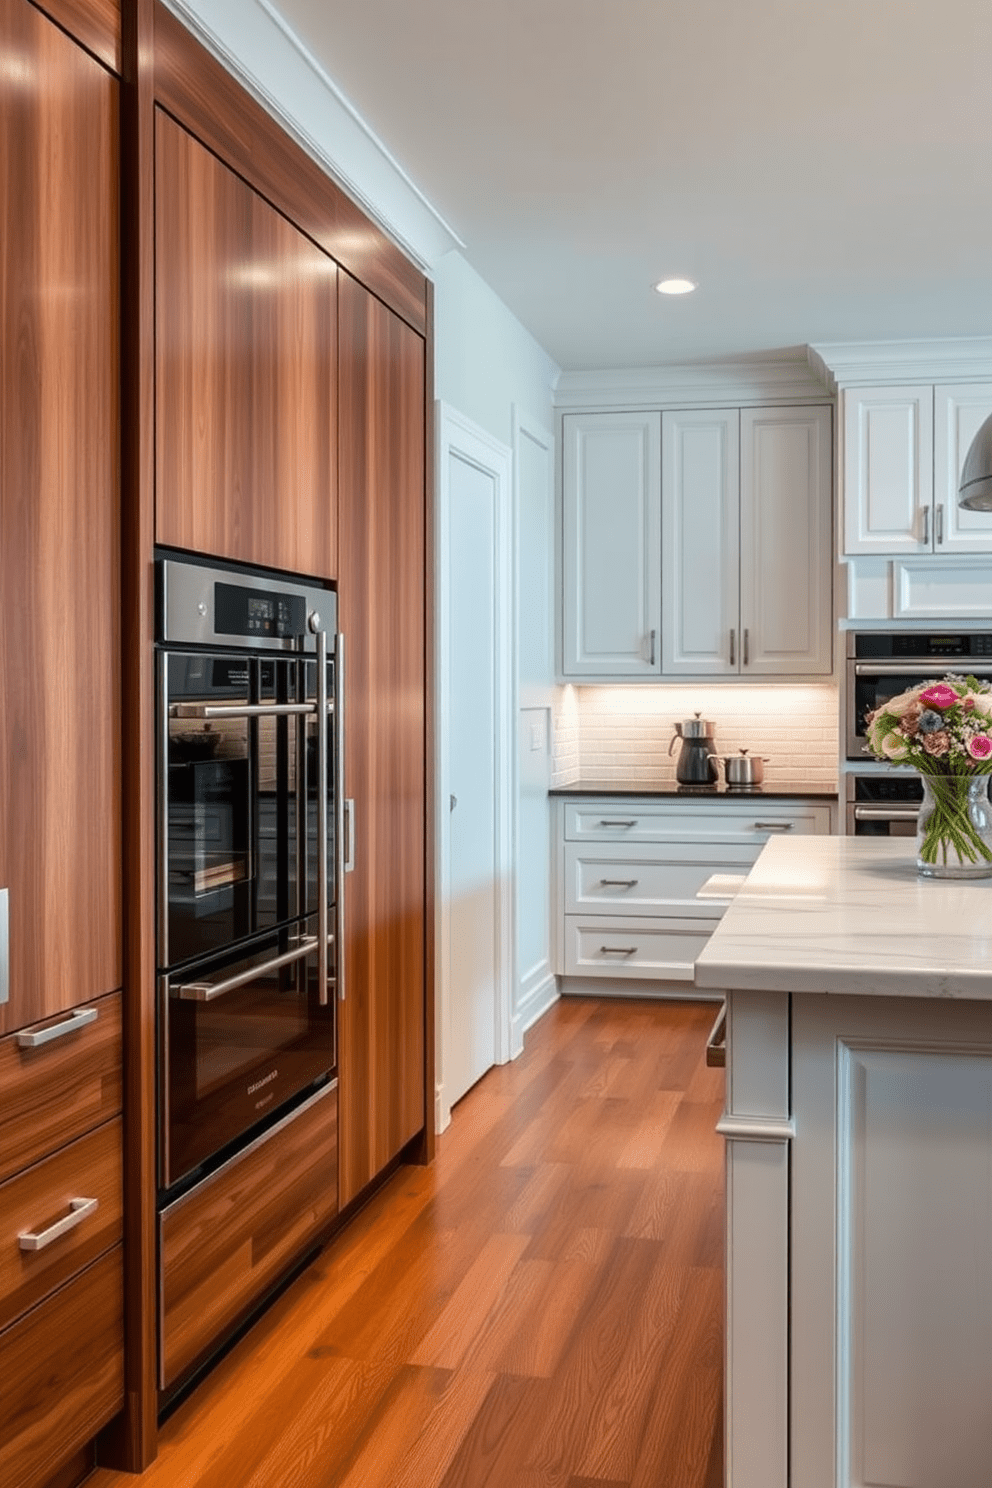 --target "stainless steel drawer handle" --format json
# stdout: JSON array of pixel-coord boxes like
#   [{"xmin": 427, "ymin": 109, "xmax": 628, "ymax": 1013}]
[
  {"xmin": 19, "ymin": 1196, "xmax": 99, "ymax": 1252},
  {"xmin": 600, "ymin": 945, "xmax": 637, "ymax": 956},
  {"xmin": 174, "ymin": 935, "xmax": 332, "ymax": 1002},
  {"xmin": 752, "ymin": 821, "xmax": 793, "ymax": 831},
  {"xmin": 599, "ymin": 878, "xmax": 639, "ymax": 888},
  {"xmin": 16, "ymin": 1006, "xmax": 98, "ymax": 1049},
  {"xmin": 598, "ymin": 819, "xmax": 636, "ymax": 828}
]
